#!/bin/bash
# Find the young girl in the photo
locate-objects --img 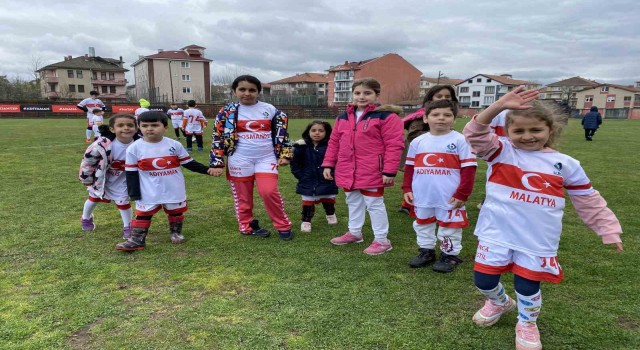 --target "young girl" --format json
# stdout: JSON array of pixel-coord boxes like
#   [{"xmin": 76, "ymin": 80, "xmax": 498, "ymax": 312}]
[
  {"xmin": 398, "ymin": 85, "xmax": 459, "ymax": 214},
  {"xmin": 403, "ymin": 99, "xmax": 477, "ymax": 272},
  {"xmin": 290, "ymin": 120, "xmax": 339, "ymax": 233},
  {"xmin": 91, "ymin": 109, "xmax": 105, "ymax": 140},
  {"xmin": 322, "ymin": 78, "xmax": 404, "ymax": 255},
  {"xmin": 208, "ymin": 75, "xmax": 294, "ymax": 240},
  {"xmin": 79, "ymin": 113, "xmax": 139, "ymax": 239},
  {"xmin": 463, "ymin": 86, "xmax": 623, "ymax": 350}
]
